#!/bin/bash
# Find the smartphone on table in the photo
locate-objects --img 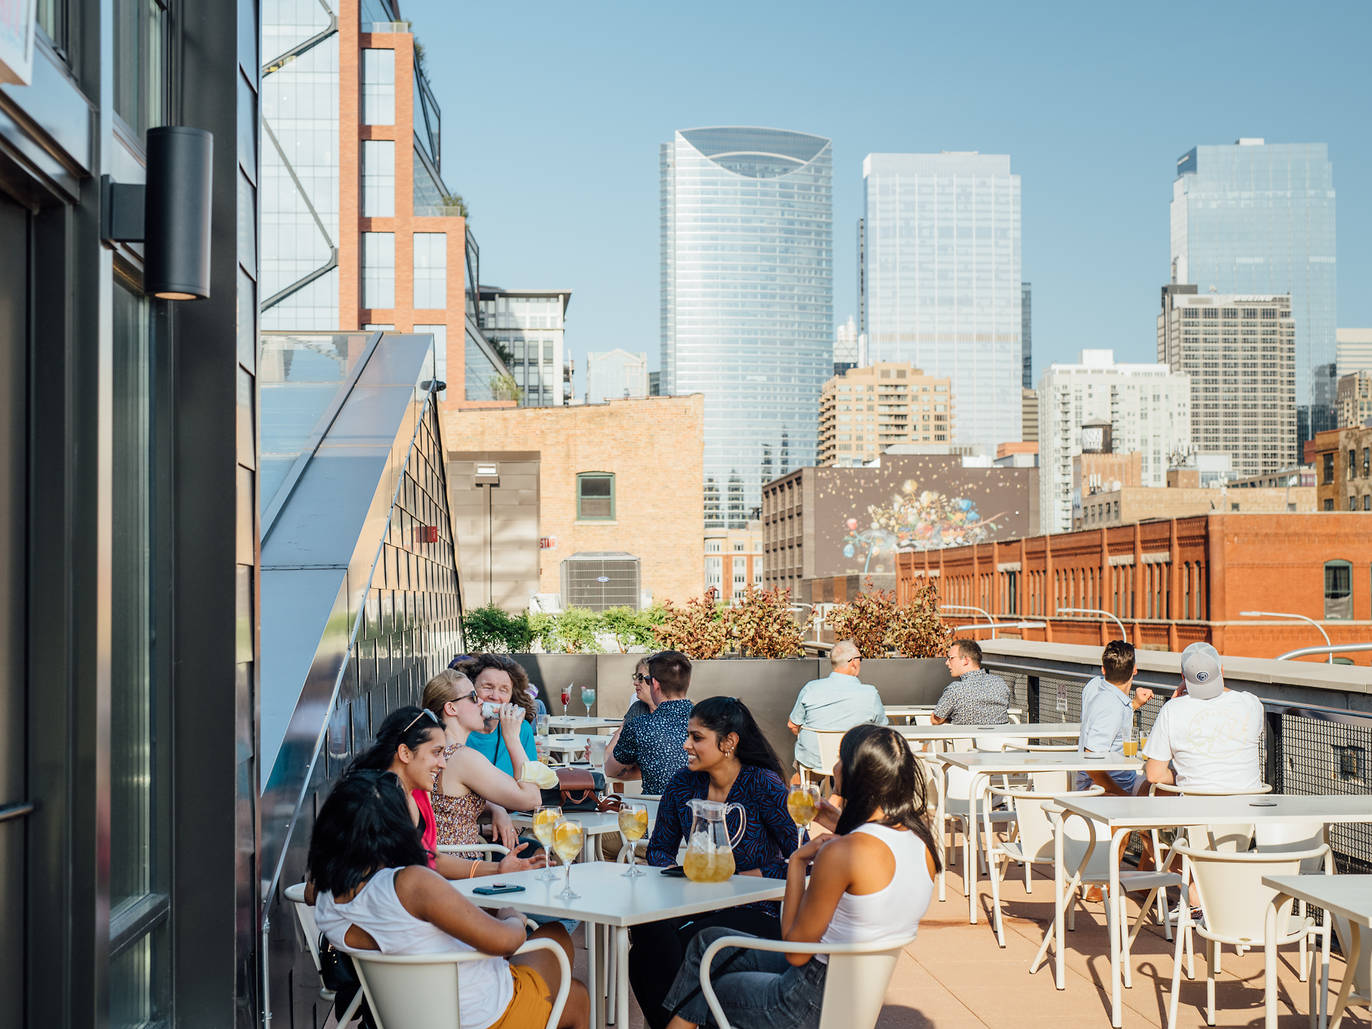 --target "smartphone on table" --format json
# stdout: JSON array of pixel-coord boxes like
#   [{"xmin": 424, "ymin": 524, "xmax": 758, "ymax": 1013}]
[{"xmin": 472, "ymin": 883, "xmax": 526, "ymax": 895}]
